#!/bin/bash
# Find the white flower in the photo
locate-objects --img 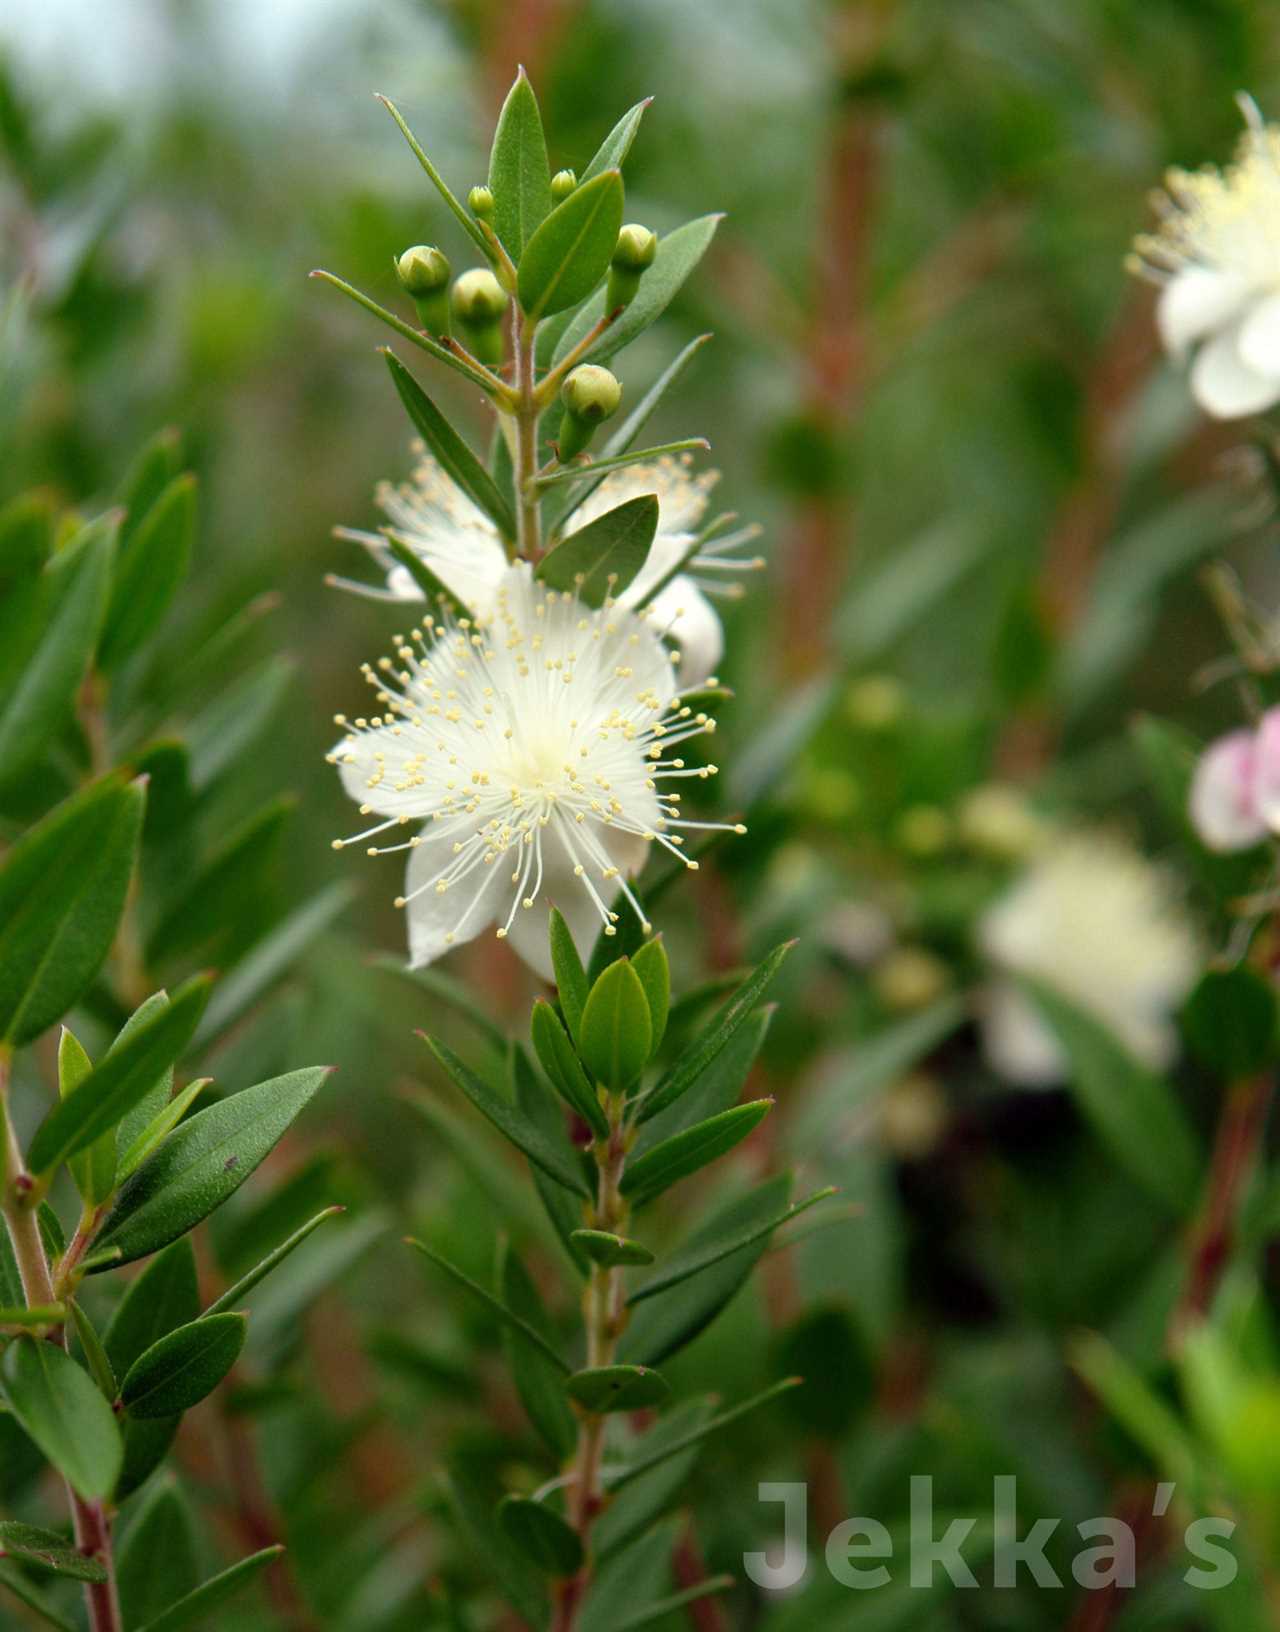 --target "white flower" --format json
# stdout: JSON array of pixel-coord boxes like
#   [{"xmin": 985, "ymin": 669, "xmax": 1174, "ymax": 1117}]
[
  {"xmin": 327, "ymin": 562, "xmax": 739, "ymax": 980},
  {"xmin": 978, "ymin": 834, "xmax": 1200, "ymax": 1088},
  {"xmin": 330, "ymin": 447, "xmax": 763, "ymax": 688},
  {"xmin": 1131, "ymin": 97, "xmax": 1280, "ymax": 419},
  {"xmin": 1188, "ymin": 707, "xmax": 1280, "ymax": 851}
]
